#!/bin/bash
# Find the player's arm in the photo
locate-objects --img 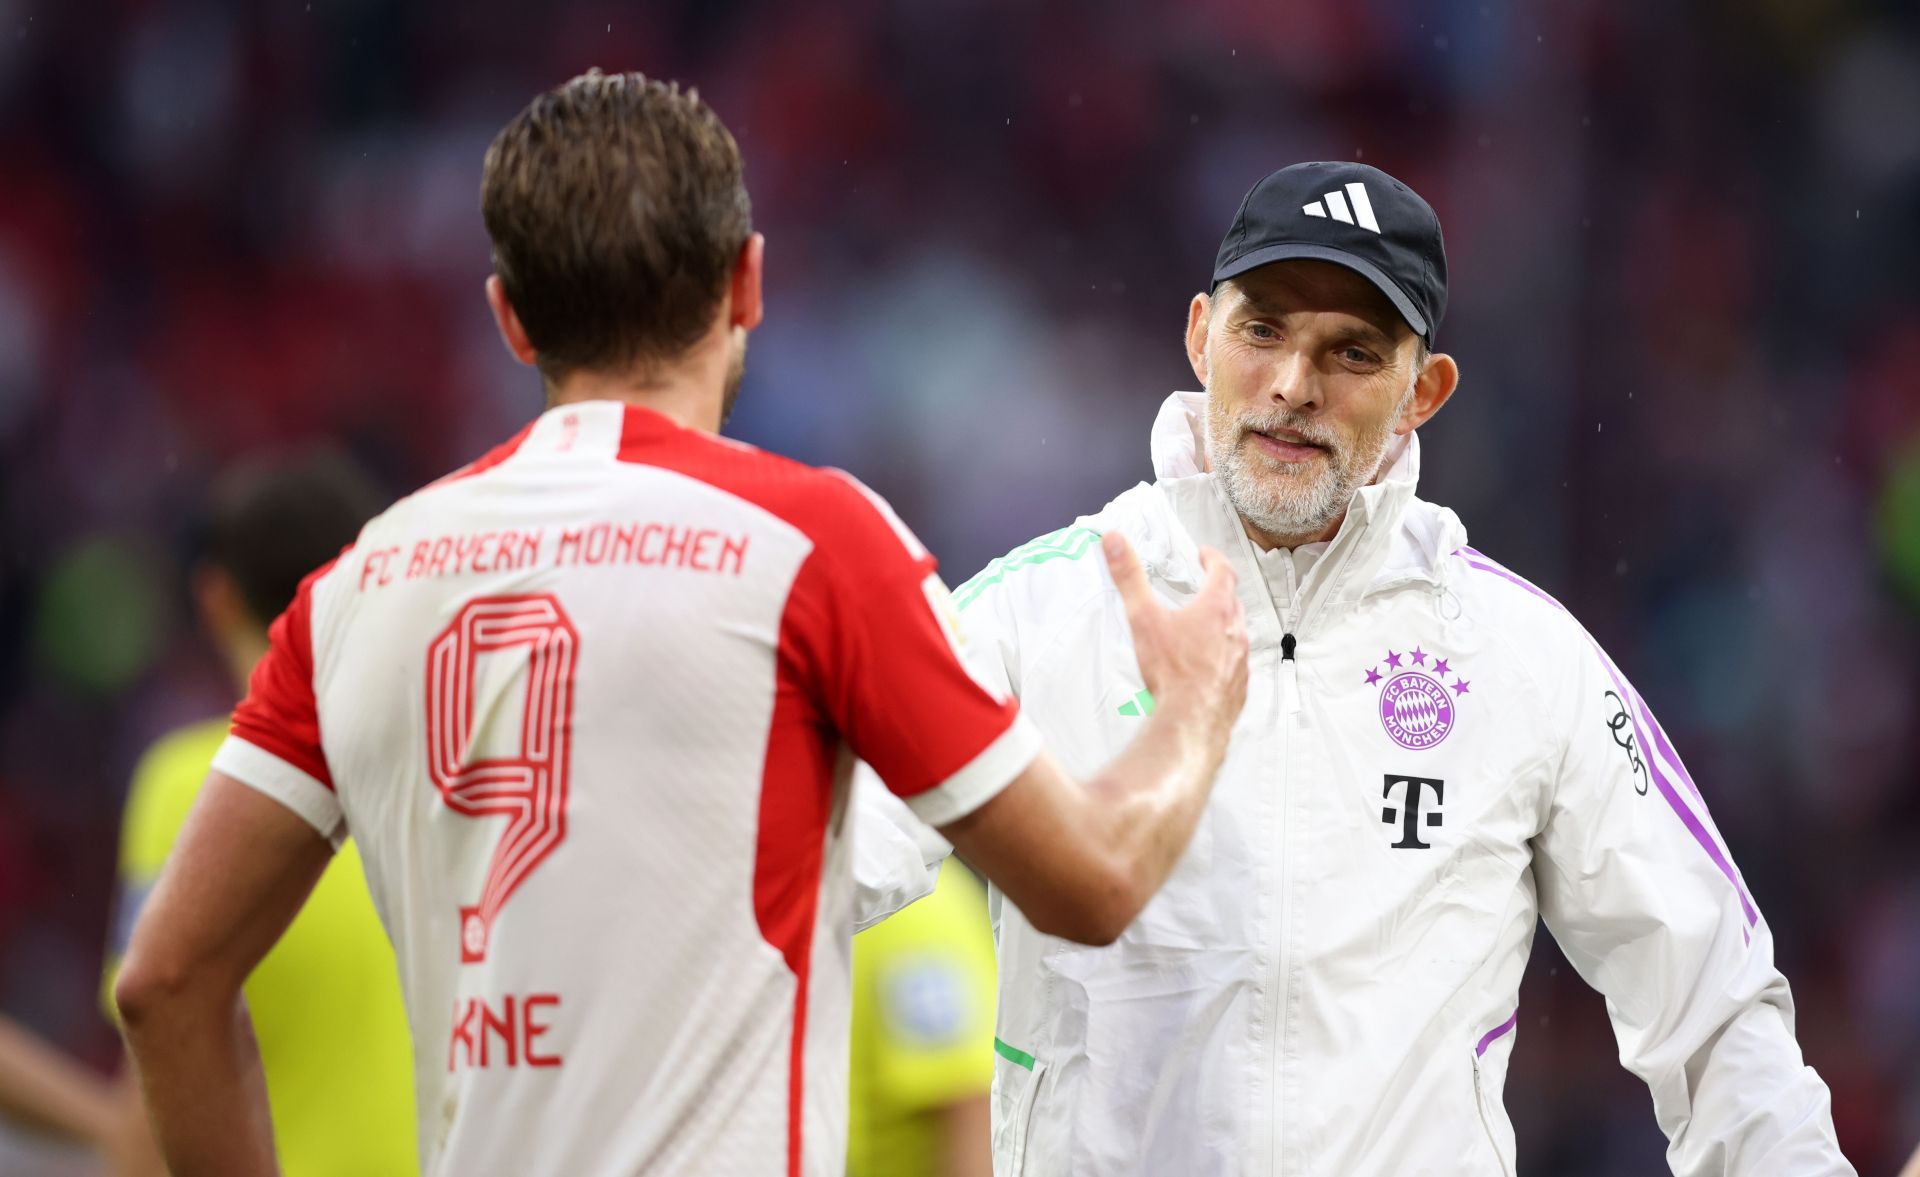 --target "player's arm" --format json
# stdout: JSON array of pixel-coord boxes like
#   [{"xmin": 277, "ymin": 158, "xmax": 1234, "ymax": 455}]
[
  {"xmin": 1530, "ymin": 634, "xmax": 1853, "ymax": 1176},
  {"xmin": 114, "ymin": 770, "xmax": 331, "ymax": 1177},
  {"xmin": 0, "ymin": 1014, "xmax": 120, "ymax": 1148},
  {"xmin": 938, "ymin": 535, "xmax": 1242, "ymax": 944},
  {"xmin": 816, "ymin": 473, "xmax": 1247, "ymax": 947},
  {"xmin": 938, "ymin": 1095, "xmax": 992, "ymax": 1177},
  {"xmin": 115, "ymin": 564, "xmax": 340, "ymax": 1177}
]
